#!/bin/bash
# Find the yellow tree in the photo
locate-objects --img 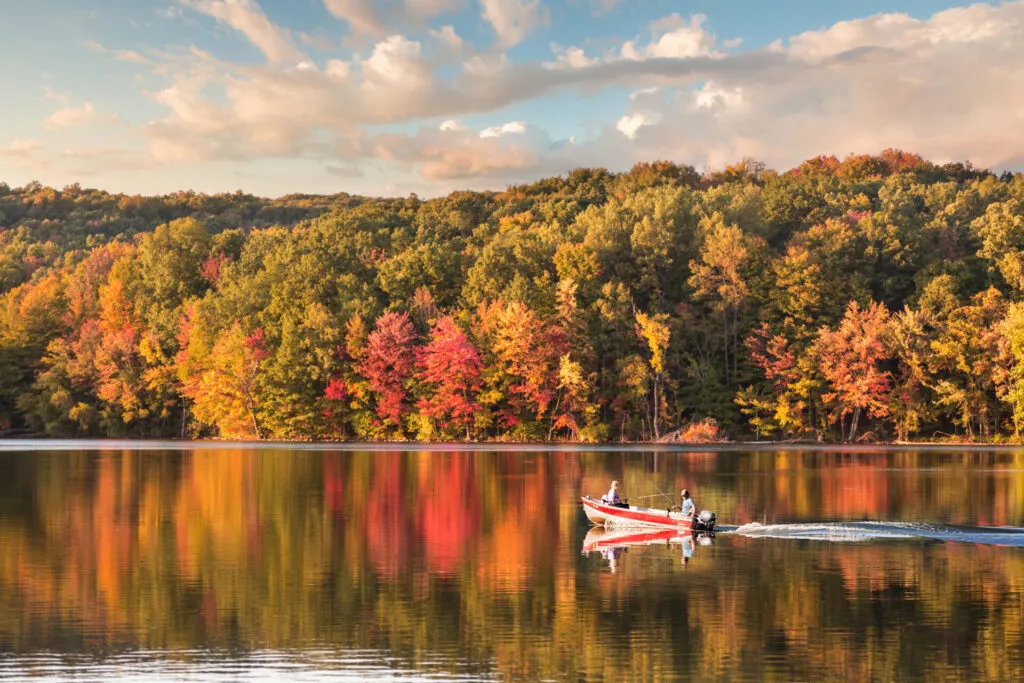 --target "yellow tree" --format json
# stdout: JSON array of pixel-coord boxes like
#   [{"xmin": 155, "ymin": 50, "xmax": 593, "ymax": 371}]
[
  {"xmin": 998, "ymin": 302, "xmax": 1024, "ymax": 439},
  {"xmin": 927, "ymin": 288, "xmax": 1007, "ymax": 438},
  {"xmin": 178, "ymin": 310, "xmax": 268, "ymax": 439},
  {"xmin": 635, "ymin": 311, "xmax": 671, "ymax": 439}
]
